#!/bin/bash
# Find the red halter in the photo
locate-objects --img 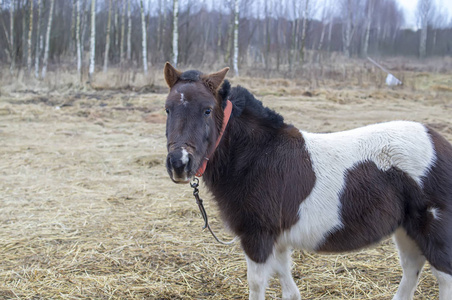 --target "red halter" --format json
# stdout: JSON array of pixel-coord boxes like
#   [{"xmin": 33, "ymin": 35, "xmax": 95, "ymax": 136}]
[{"xmin": 195, "ymin": 100, "xmax": 233, "ymax": 177}]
